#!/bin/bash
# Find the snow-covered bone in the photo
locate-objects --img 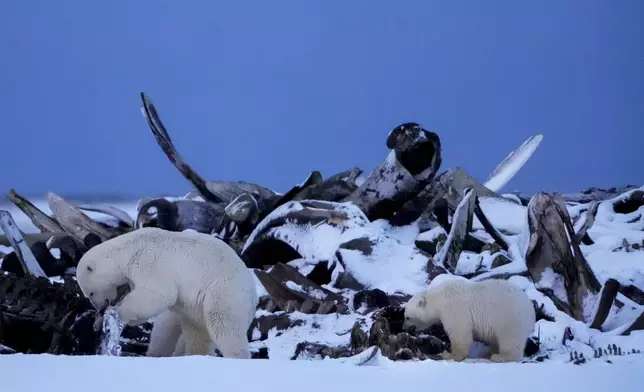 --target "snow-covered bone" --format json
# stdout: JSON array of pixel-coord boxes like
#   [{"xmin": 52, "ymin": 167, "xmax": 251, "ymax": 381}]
[
  {"xmin": 343, "ymin": 123, "xmax": 442, "ymax": 221},
  {"xmin": 435, "ymin": 188, "xmax": 475, "ymax": 272},
  {"xmin": 242, "ymin": 199, "xmax": 371, "ymax": 269},
  {"xmin": 46, "ymin": 192, "xmax": 120, "ymax": 243},
  {"xmin": 7, "ymin": 188, "xmax": 65, "ymax": 234},
  {"xmin": 525, "ymin": 192, "xmax": 602, "ymax": 322},
  {"xmin": 0, "ymin": 210, "xmax": 46, "ymax": 277},
  {"xmin": 483, "ymin": 134, "xmax": 544, "ymax": 193},
  {"xmin": 76, "ymin": 204, "xmax": 134, "ymax": 228},
  {"xmin": 140, "ymin": 92, "xmax": 278, "ymax": 209}
]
